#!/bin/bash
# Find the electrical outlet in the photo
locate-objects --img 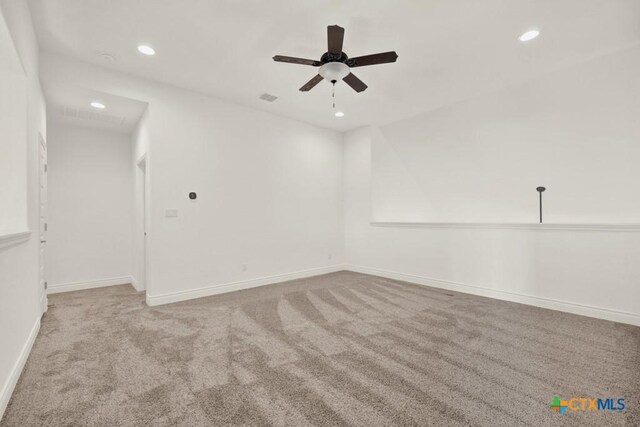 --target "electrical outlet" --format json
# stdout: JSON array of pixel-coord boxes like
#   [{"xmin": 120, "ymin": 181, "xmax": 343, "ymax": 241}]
[
  {"xmin": 241, "ymin": 264, "xmax": 247, "ymax": 272},
  {"xmin": 328, "ymin": 254, "xmax": 333, "ymax": 260}
]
